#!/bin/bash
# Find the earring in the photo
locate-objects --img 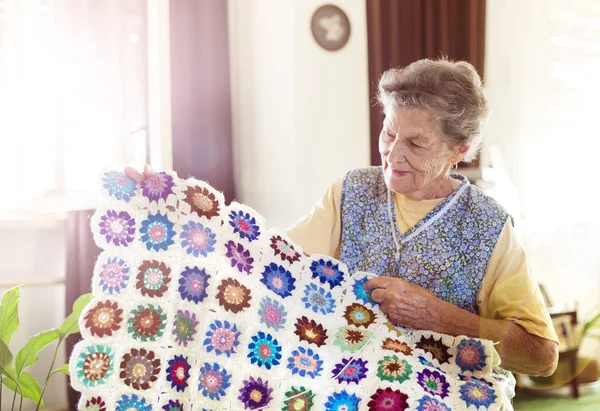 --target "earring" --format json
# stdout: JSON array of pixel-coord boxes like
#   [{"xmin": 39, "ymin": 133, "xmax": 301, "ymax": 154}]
[{"xmin": 451, "ymin": 163, "xmax": 458, "ymax": 171}]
